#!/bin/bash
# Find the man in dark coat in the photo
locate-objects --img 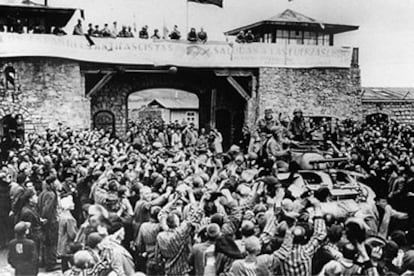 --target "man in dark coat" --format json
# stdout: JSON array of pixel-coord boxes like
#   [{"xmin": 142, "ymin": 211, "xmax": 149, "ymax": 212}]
[
  {"xmin": 38, "ymin": 176, "xmax": 59, "ymax": 271},
  {"xmin": 0, "ymin": 170, "xmax": 12, "ymax": 248},
  {"xmin": 8, "ymin": 221, "xmax": 39, "ymax": 276}
]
